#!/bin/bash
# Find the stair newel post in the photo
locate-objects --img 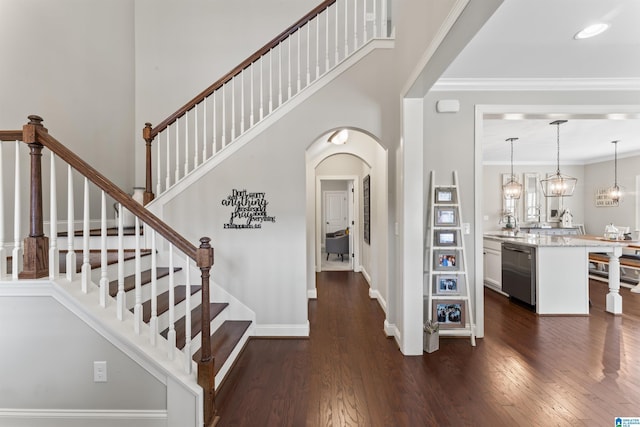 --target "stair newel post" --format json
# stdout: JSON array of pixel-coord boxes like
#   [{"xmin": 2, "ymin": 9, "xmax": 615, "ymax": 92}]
[
  {"xmin": 20, "ymin": 115, "xmax": 49, "ymax": 279},
  {"xmin": 196, "ymin": 237, "xmax": 216, "ymax": 425},
  {"xmin": 142, "ymin": 122, "xmax": 155, "ymax": 205}
]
